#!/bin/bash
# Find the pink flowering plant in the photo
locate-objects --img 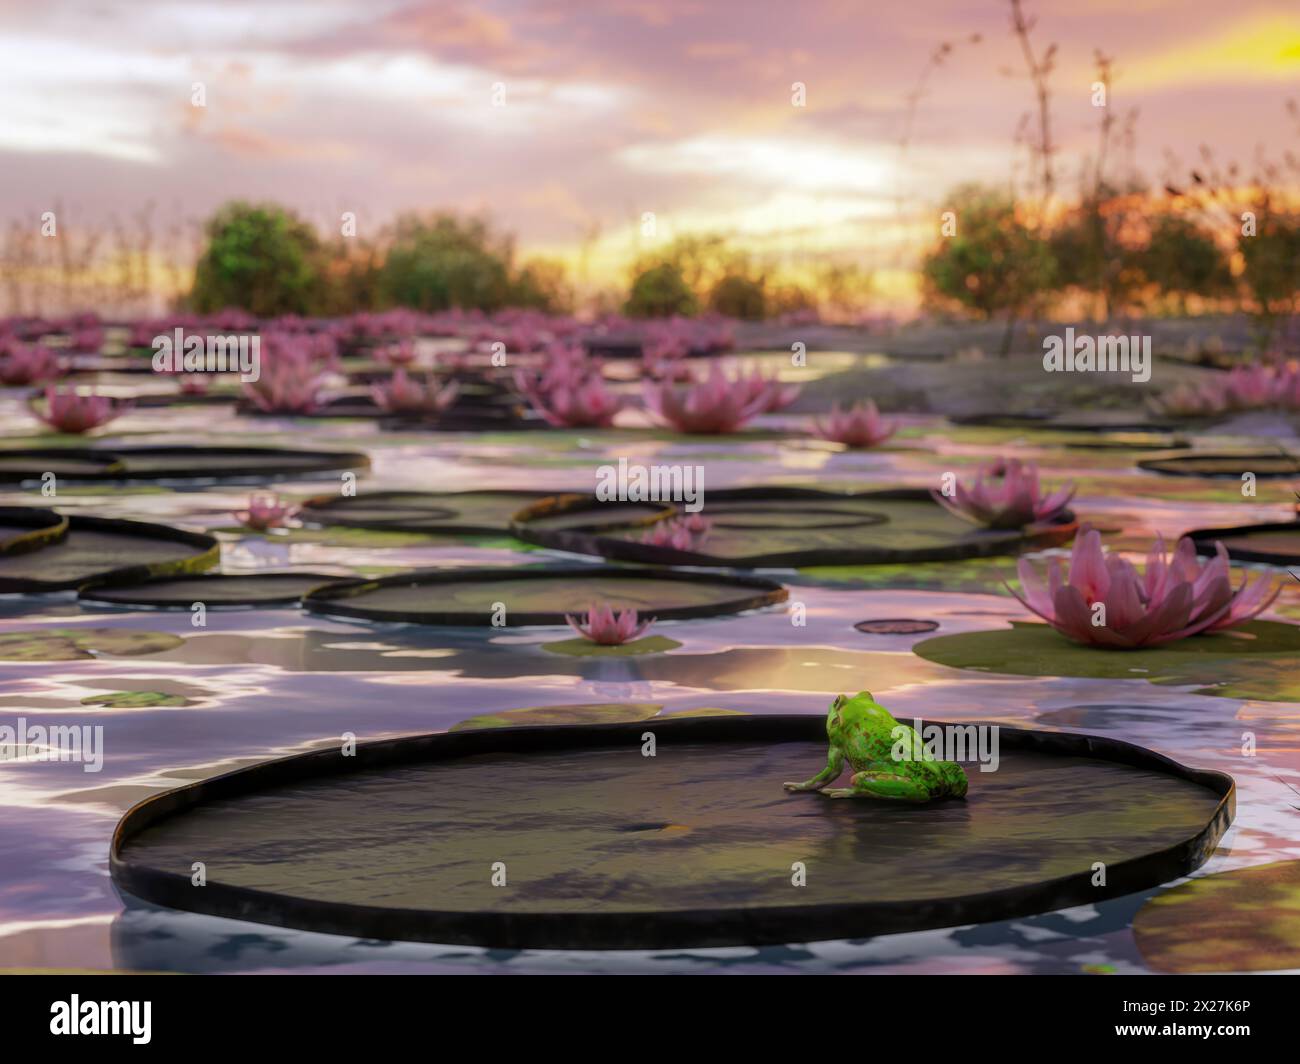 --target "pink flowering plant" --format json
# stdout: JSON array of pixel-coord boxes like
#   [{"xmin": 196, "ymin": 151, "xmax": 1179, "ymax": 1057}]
[
  {"xmin": 933, "ymin": 459, "xmax": 1075, "ymax": 529},
  {"xmin": 565, "ymin": 603, "xmax": 655, "ymax": 645},
  {"xmin": 29, "ymin": 387, "xmax": 131, "ymax": 434},
  {"xmin": 1009, "ymin": 525, "xmax": 1281, "ymax": 649},
  {"xmin": 232, "ymin": 492, "xmax": 299, "ymax": 532},
  {"xmin": 810, "ymin": 400, "xmax": 898, "ymax": 448}
]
